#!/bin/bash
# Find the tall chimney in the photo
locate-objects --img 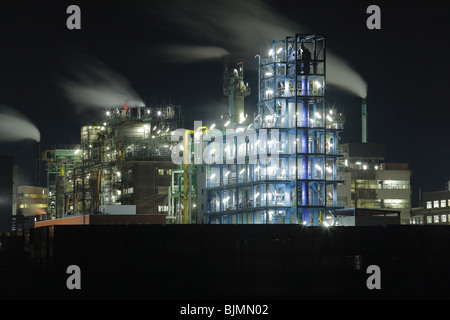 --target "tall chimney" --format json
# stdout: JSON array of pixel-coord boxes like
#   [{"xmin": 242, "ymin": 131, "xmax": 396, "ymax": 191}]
[
  {"xmin": 36, "ymin": 141, "xmax": 41, "ymax": 186},
  {"xmin": 362, "ymin": 98, "xmax": 368, "ymax": 143}
]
